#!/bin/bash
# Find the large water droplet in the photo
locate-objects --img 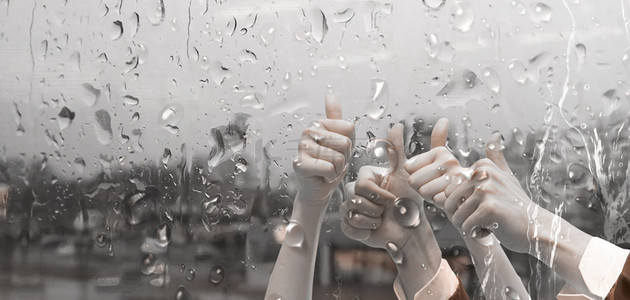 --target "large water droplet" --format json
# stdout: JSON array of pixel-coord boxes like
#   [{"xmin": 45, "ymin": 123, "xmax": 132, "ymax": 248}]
[
  {"xmin": 146, "ymin": 0, "xmax": 165, "ymax": 26},
  {"xmin": 480, "ymin": 67, "xmax": 501, "ymax": 94},
  {"xmin": 284, "ymin": 220, "xmax": 305, "ymax": 248},
  {"xmin": 162, "ymin": 148, "xmax": 172, "ymax": 165},
  {"xmin": 530, "ymin": 3, "xmax": 552, "ymax": 24},
  {"xmin": 81, "ymin": 83, "xmax": 100, "ymax": 106},
  {"xmin": 122, "ymin": 187, "xmax": 159, "ymax": 225},
  {"xmin": 470, "ymin": 226, "xmax": 491, "ymax": 239},
  {"xmin": 158, "ymin": 103, "xmax": 184, "ymax": 133},
  {"xmin": 306, "ymin": 9, "xmax": 328, "ymax": 43},
  {"xmin": 94, "ymin": 109, "xmax": 113, "ymax": 145},
  {"xmin": 110, "ymin": 21, "xmax": 123, "ymax": 40},
  {"xmin": 504, "ymin": 286, "xmax": 521, "ymax": 300},
  {"xmin": 141, "ymin": 252, "xmax": 158, "ymax": 275},
  {"xmin": 210, "ymin": 61, "xmax": 232, "ymax": 85},
  {"xmin": 575, "ymin": 43, "xmax": 586, "ymax": 71},
  {"xmin": 366, "ymin": 78, "xmax": 389, "ymax": 120},
  {"xmin": 174, "ymin": 286, "xmax": 191, "ymax": 300},
  {"xmin": 209, "ymin": 265, "xmax": 225, "ymax": 284},
  {"xmin": 385, "ymin": 241, "xmax": 403, "ymax": 264},
  {"xmin": 508, "ymin": 60, "xmax": 528, "ymax": 84},
  {"xmin": 157, "ymin": 223, "xmax": 171, "ymax": 246},
  {"xmin": 366, "ymin": 138, "xmax": 393, "ymax": 167},
  {"xmin": 451, "ymin": 1, "xmax": 475, "ymax": 32},
  {"xmin": 96, "ymin": 233, "xmax": 108, "ymax": 247},
  {"xmin": 123, "ymin": 95, "xmax": 139, "ymax": 106},
  {"xmin": 393, "ymin": 198, "xmax": 421, "ymax": 228},
  {"xmin": 58, "ymin": 106, "xmax": 75, "ymax": 130},
  {"xmin": 333, "ymin": 8, "xmax": 355, "ymax": 23},
  {"xmin": 260, "ymin": 24, "xmax": 277, "ymax": 45},
  {"xmin": 423, "ymin": 0, "xmax": 446, "ymax": 10},
  {"xmin": 201, "ymin": 195, "xmax": 221, "ymax": 231},
  {"xmin": 185, "ymin": 268, "xmax": 195, "ymax": 281},
  {"xmin": 512, "ymin": 128, "xmax": 525, "ymax": 146},
  {"xmin": 240, "ymin": 93, "xmax": 265, "ymax": 109}
]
